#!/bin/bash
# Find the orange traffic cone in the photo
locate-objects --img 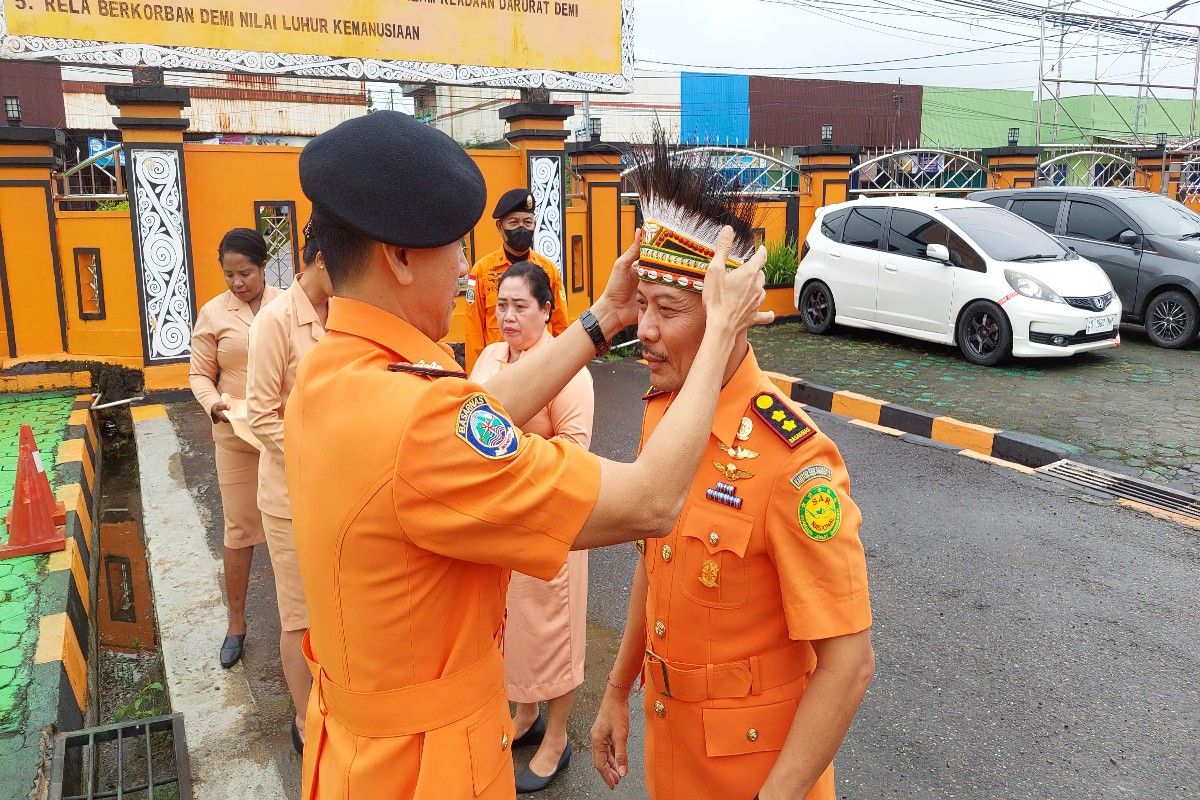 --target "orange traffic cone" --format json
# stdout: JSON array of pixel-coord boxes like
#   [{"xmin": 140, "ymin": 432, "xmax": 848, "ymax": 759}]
[{"xmin": 1, "ymin": 425, "xmax": 67, "ymax": 560}]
